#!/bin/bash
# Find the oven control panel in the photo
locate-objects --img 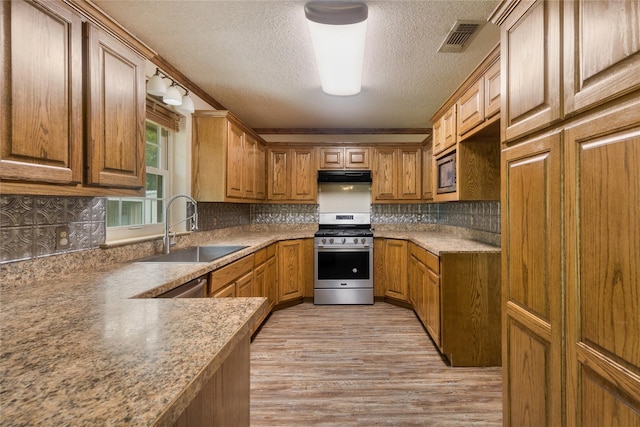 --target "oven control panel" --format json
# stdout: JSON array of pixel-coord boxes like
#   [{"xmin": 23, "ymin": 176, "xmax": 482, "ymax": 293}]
[{"xmin": 314, "ymin": 236, "xmax": 373, "ymax": 248}]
